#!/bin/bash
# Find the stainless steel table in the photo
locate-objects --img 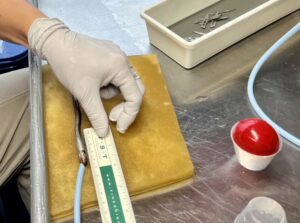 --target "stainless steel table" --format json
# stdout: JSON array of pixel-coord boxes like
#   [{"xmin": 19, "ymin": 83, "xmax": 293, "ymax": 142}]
[{"xmin": 34, "ymin": 1, "xmax": 300, "ymax": 222}]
